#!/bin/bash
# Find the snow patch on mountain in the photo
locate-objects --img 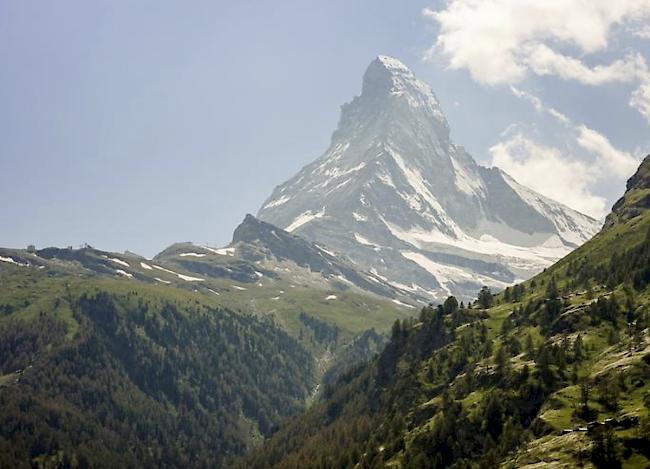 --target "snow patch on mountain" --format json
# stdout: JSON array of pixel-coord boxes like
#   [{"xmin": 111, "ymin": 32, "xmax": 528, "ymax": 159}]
[
  {"xmin": 108, "ymin": 258, "xmax": 129, "ymax": 268},
  {"xmin": 286, "ymin": 208, "xmax": 325, "ymax": 232},
  {"xmin": 402, "ymin": 251, "xmax": 510, "ymax": 296},
  {"xmin": 262, "ymin": 194, "xmax": 292, "ymax": 210},
  {"xmin": 204, "ymin": 246, "xmax": 235, "ymax": 256},
  {"xmin": 0, "ymin": 256, "xmax": 28, "ymax": 267},
  {"xmin": 501, "ymin": 171, "xmax": 598, "ymax": 247}
]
